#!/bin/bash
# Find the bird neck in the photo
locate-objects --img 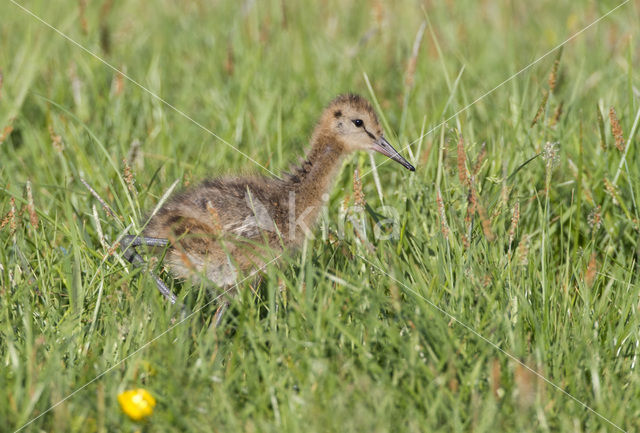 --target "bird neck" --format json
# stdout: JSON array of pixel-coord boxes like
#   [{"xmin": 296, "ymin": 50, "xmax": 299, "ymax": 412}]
[{"xmin": 287, "ymin": 133, "xmax": 345, "ymax": 215}]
